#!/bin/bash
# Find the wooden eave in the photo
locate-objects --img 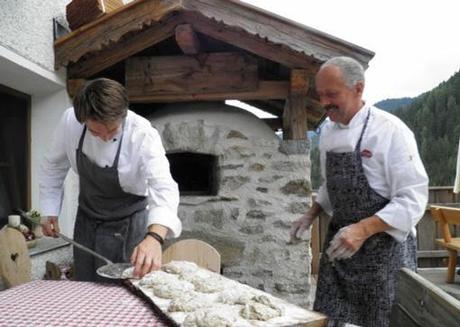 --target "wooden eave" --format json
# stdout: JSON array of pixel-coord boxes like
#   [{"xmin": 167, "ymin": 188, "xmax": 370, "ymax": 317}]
[{"xmin": 54, "ymin": 0, "xmax": 375, "ymax": 72}]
